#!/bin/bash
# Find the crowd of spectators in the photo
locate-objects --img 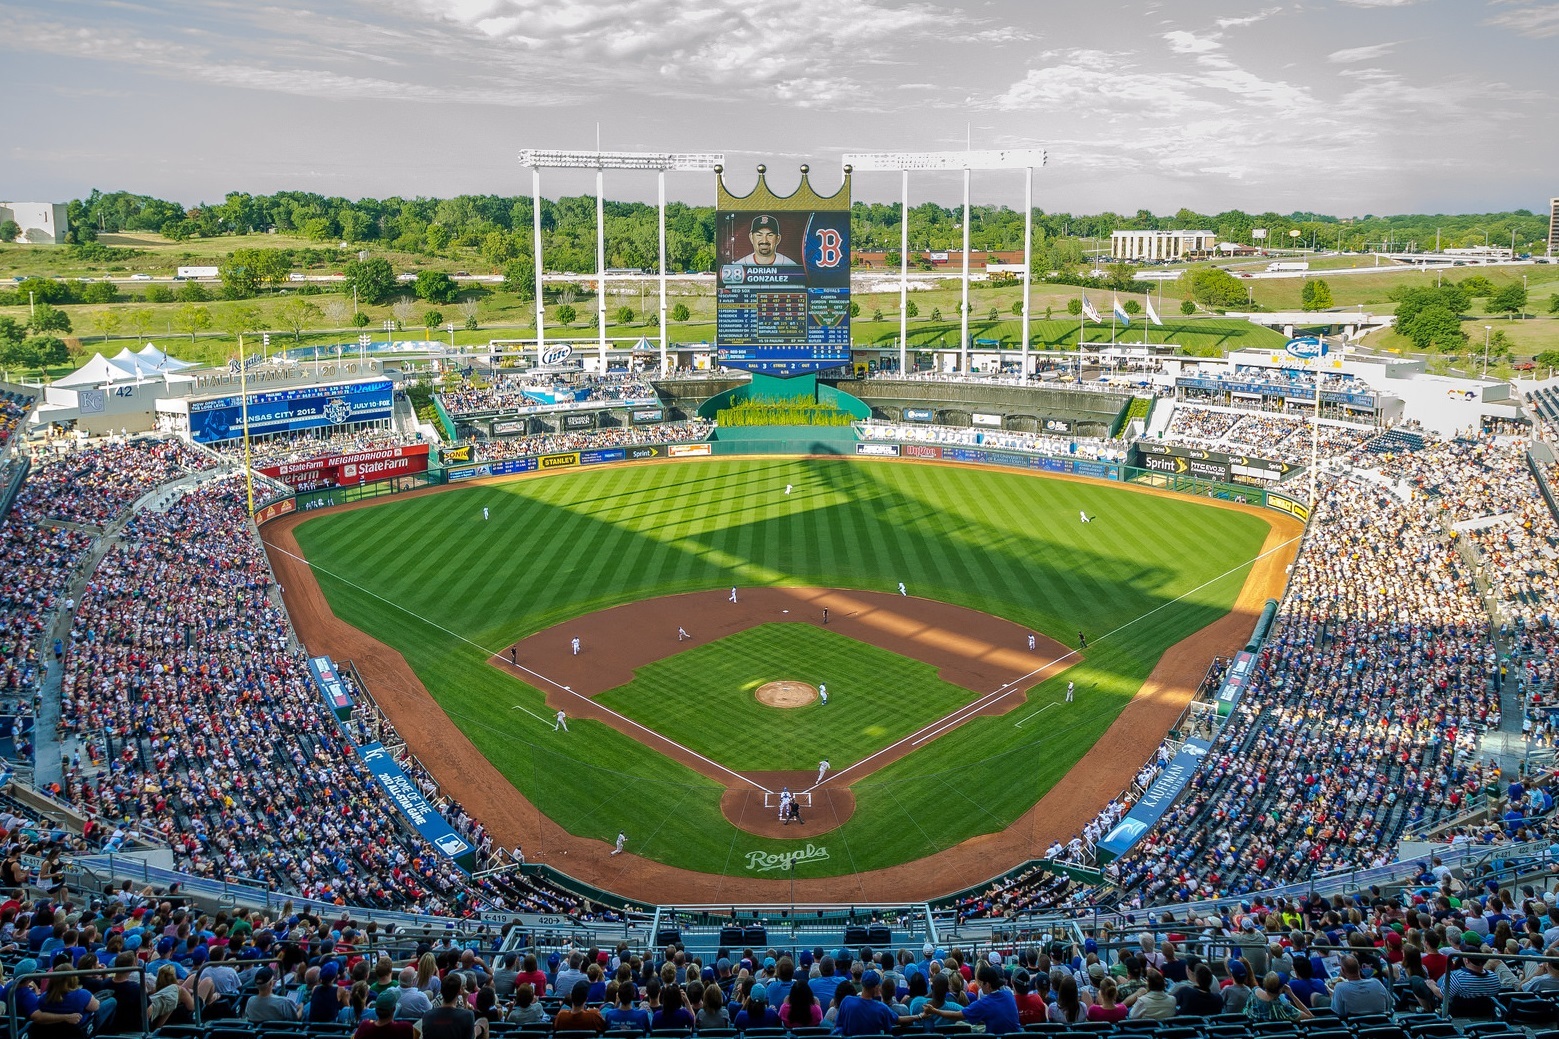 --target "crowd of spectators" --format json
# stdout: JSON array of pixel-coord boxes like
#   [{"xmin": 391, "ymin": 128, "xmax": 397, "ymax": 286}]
[
  {"xmin": 48, "ymin": 475, "xmax": 606, "ymax": 919},
  {"xmin": 441, "ymin": 374, "xmax": 657, "ymax": 416},
  {"xmin": 1162, "ymin": 406, "xmax": 1374, "ymax": 466},
  {"xmin": 14, "ymin": 438, "xmax": 208, "ymax": 528},
  {"xmin": 467, "ymin": 422, "xmax": 713, "ymax": 462},
  {"xmin": 214, "ymin": 426, "xmax": 426, "ymax": 470},
  {"xmin": 858, "ymin": 423, "xmax": 1125, "ymax": 461},
  {"xmin": 0, "ymin": 391, "xmax": 32, "ymax": 450}
]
